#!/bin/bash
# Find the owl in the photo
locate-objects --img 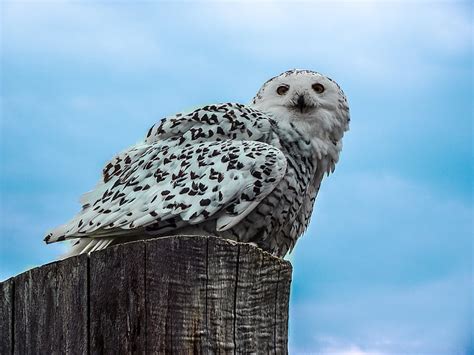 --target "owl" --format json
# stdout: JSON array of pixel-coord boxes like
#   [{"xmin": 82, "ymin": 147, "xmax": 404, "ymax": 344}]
[{"xmin": 45, "ymin": 69, "xmax": 350, "ymax": 257}]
